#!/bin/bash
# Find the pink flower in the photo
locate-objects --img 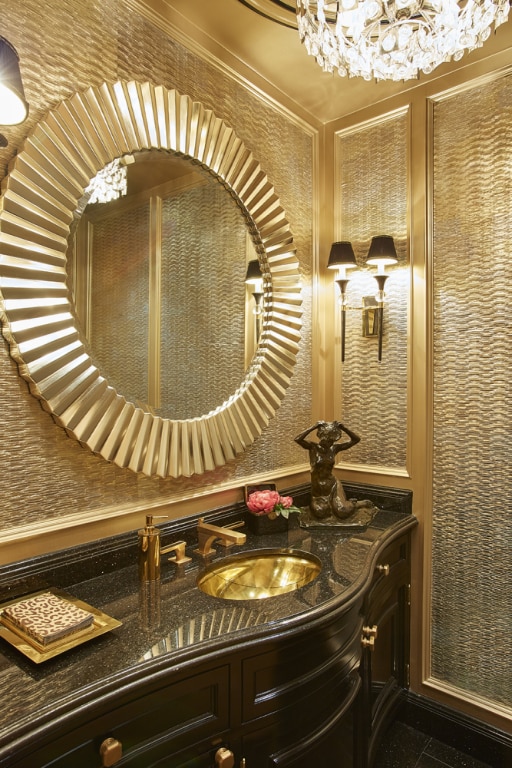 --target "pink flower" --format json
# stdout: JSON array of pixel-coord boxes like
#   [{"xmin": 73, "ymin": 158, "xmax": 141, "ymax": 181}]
[
  {"xmin": 246, "ymin": 490, "xmax": 302, "ymax": 519},
  {"xmin": 247, "ymin": 489, "xmax": 281, "ymax": 515}
]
